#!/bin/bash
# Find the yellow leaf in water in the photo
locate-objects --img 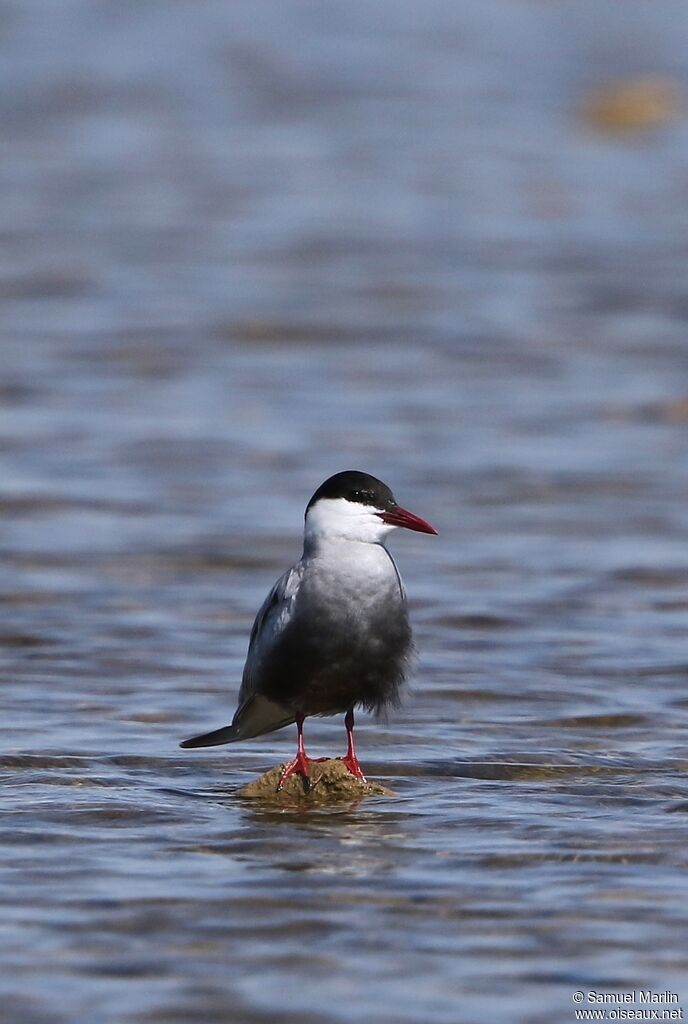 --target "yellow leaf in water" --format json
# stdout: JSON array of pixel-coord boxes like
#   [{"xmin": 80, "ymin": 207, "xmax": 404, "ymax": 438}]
[{"xmin": 581, "ymin": 75, "xmax": 680, "ymax": 135}]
